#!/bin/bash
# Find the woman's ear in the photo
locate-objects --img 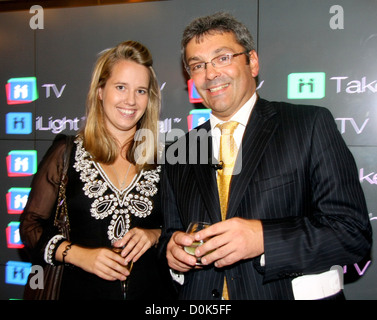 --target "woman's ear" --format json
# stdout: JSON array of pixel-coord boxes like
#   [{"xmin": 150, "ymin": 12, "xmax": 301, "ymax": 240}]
[{"xmin": 98, "ymin": 87, "xmax": 103, "ymax": 100}]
